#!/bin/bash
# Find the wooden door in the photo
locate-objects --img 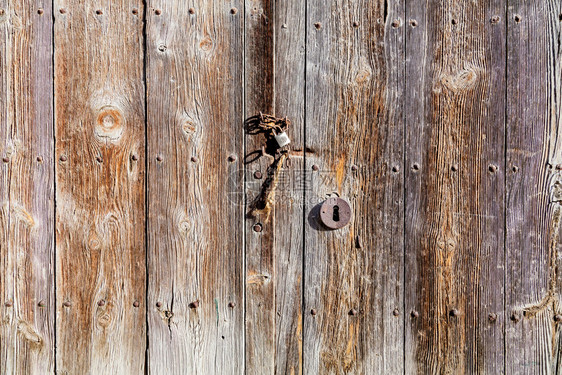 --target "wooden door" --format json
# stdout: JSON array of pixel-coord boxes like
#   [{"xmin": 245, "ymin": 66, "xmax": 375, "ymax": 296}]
[{"xmin": 0, "ymin": 0, "xmax": 560, "ymax": 374}]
